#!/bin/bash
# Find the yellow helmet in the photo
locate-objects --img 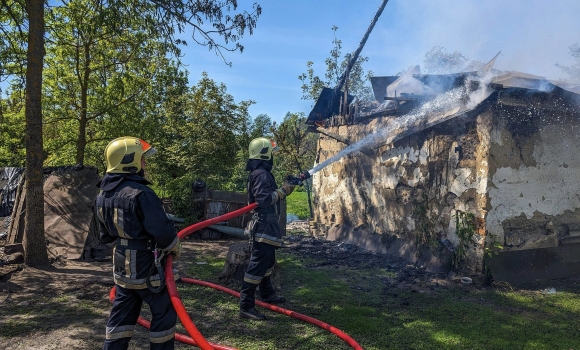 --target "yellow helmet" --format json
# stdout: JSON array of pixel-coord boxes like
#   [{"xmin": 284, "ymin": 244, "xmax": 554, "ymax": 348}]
[
  {"xmin": 248, "ymin": 137, "xmax": 279, "ymax": 161},
  {"xmin": 104, "ymin": 136, "xmax": 157, "ymax": 173}
]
